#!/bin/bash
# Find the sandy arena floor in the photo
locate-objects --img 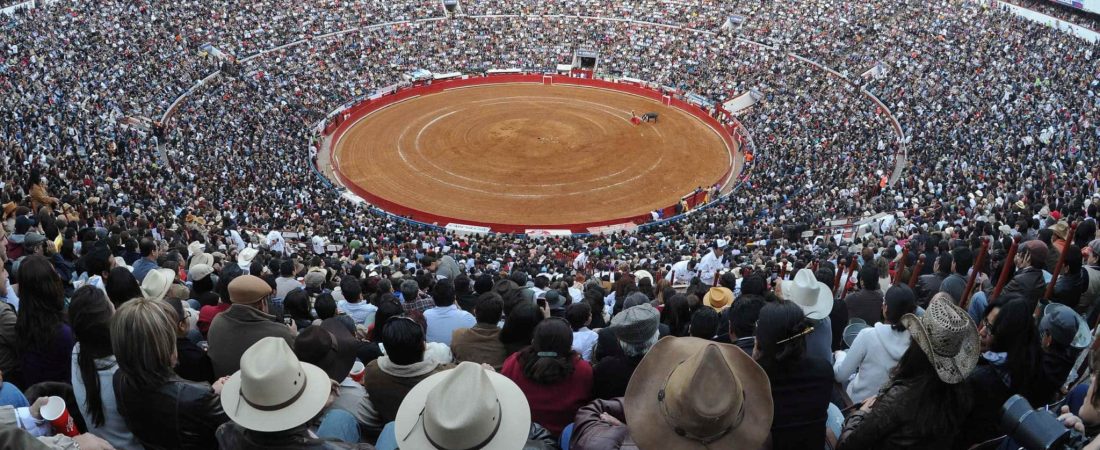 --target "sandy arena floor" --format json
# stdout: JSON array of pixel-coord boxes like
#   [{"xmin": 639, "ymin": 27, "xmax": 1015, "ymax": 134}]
[{"xmin": 332, "ymin": 83, "xmax": 735, "ymax": 228}]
